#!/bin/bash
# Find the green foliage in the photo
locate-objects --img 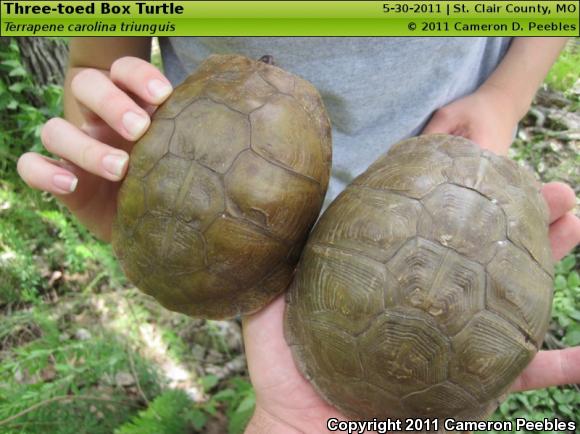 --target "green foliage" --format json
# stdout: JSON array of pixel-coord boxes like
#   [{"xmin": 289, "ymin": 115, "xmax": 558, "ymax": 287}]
[
  {"xmin": 493, "ymin": 387, "xmax": 580, "ymax": 433},
  {"xmin": 0, "ymin": 39, "xmax": 62, "ymax": 178},
  {"xmin": 0, "ymin": 38, "xmax": 124, "ymax": 306},
  {"xmin": 115, "ymin": 390, "xmax": 195, "ymax": 434},
  {"xmin": 189, "ymin": 375, "xmax": 255, "ymax": 434},
  {"xmin": 552, "ymin": 254, "xmax": 580, "ymax": 345},
  {"xmin": 491, "ymin": 251, "xmax": 580, "ymax": 432},
  {"xmin": 545, "ymin": 39, "xmax": 580, "ymax": 93},
  {"xmin": 0, "ymin": 182, "xmax": 125, "ymax": 304},
  {"xmin": 0, "ymin": 306, "xmax": 161, "ymax": 434}
]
